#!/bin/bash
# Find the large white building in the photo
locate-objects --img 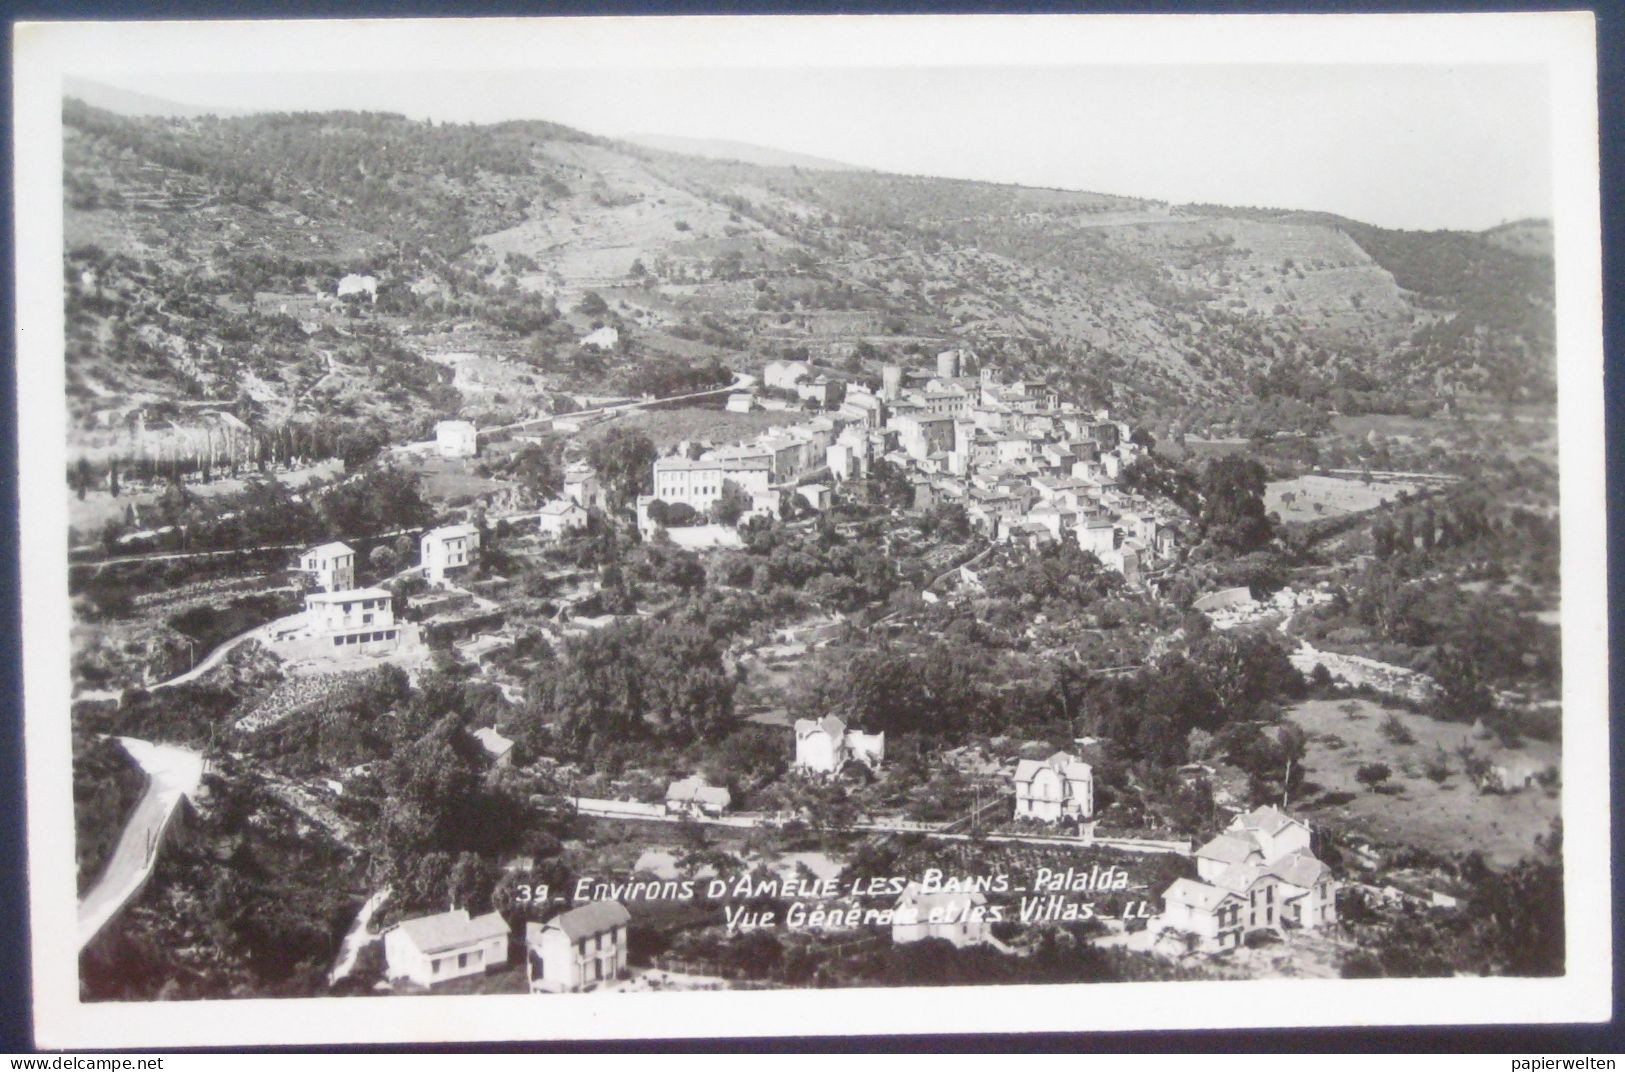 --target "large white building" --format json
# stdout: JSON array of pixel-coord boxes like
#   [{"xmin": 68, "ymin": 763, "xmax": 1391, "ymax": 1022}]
[
  {"xmin": 303, "ymin": 587, "xmax": 400, "ymax": 650},
  {"xmin": 382, "ymin": 908, "xmax": 510, "ymax": 988},
  {"xmin": 1154, "ymin": 806, "xmax": 1338, "ymax": 952},
  {"xmin": 651, "ymin": 455, "xmax": 772, "ymax": 514},
  {"xmin": 420, "ymin": 523, "xmax": 480, "ymax": 585}
]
